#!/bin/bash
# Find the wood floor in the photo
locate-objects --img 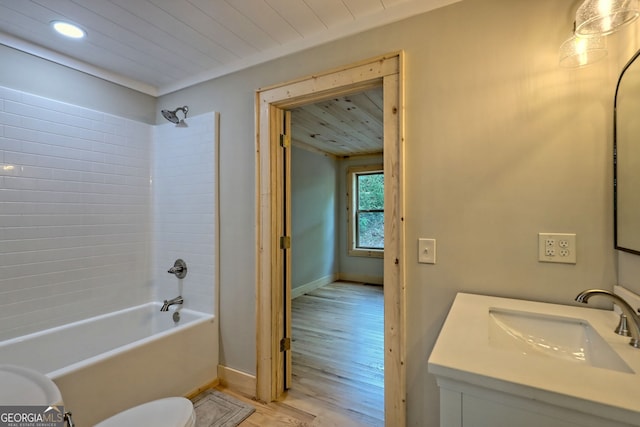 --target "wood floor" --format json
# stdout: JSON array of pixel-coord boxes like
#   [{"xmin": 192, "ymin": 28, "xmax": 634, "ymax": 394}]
[{"xmin": 219, "ymin": 281, "xmax": 384, "ymax": 426}]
